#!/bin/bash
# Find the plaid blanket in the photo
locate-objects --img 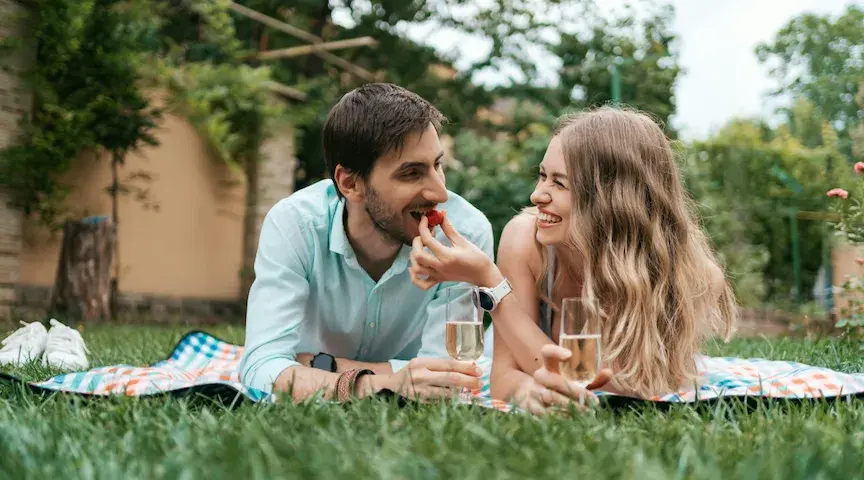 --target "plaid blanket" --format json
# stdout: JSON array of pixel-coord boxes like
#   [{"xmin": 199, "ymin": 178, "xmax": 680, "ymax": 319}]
[{"xmin": 5, "ymin": 331, "xmax": 864, "ymax": 410}]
